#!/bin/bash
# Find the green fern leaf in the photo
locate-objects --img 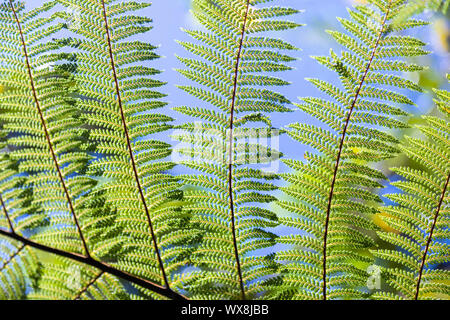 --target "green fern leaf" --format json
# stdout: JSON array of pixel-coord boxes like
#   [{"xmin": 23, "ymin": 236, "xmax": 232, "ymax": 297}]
[
  {"xmin": 29, "ymin": 257, "xmax": 129, "ymax": 300},
  {"xmin": 372, "ymin": 79, "xmax": 450, "ymax": 300},
  {"xmin": 0, "ymin": 0, "xmax": 95, "ymax": 256},
  {"xmin": 0, "ymin": 0, "xmax": 135, "ymax": 301},
  {"xmin": 174, "ymin": 0, "xmax": 301, "ymax": 299},
  {"xmin": 393, "ymin": 0, "xmax": 449, "ymax": 25},
  {"xmin": 56, "ymin": 0, "xmax": 193, "ymax": 296},
  {"xmin": 276, "ymin": 0, "xmax": 429, "ymax": 300}
]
